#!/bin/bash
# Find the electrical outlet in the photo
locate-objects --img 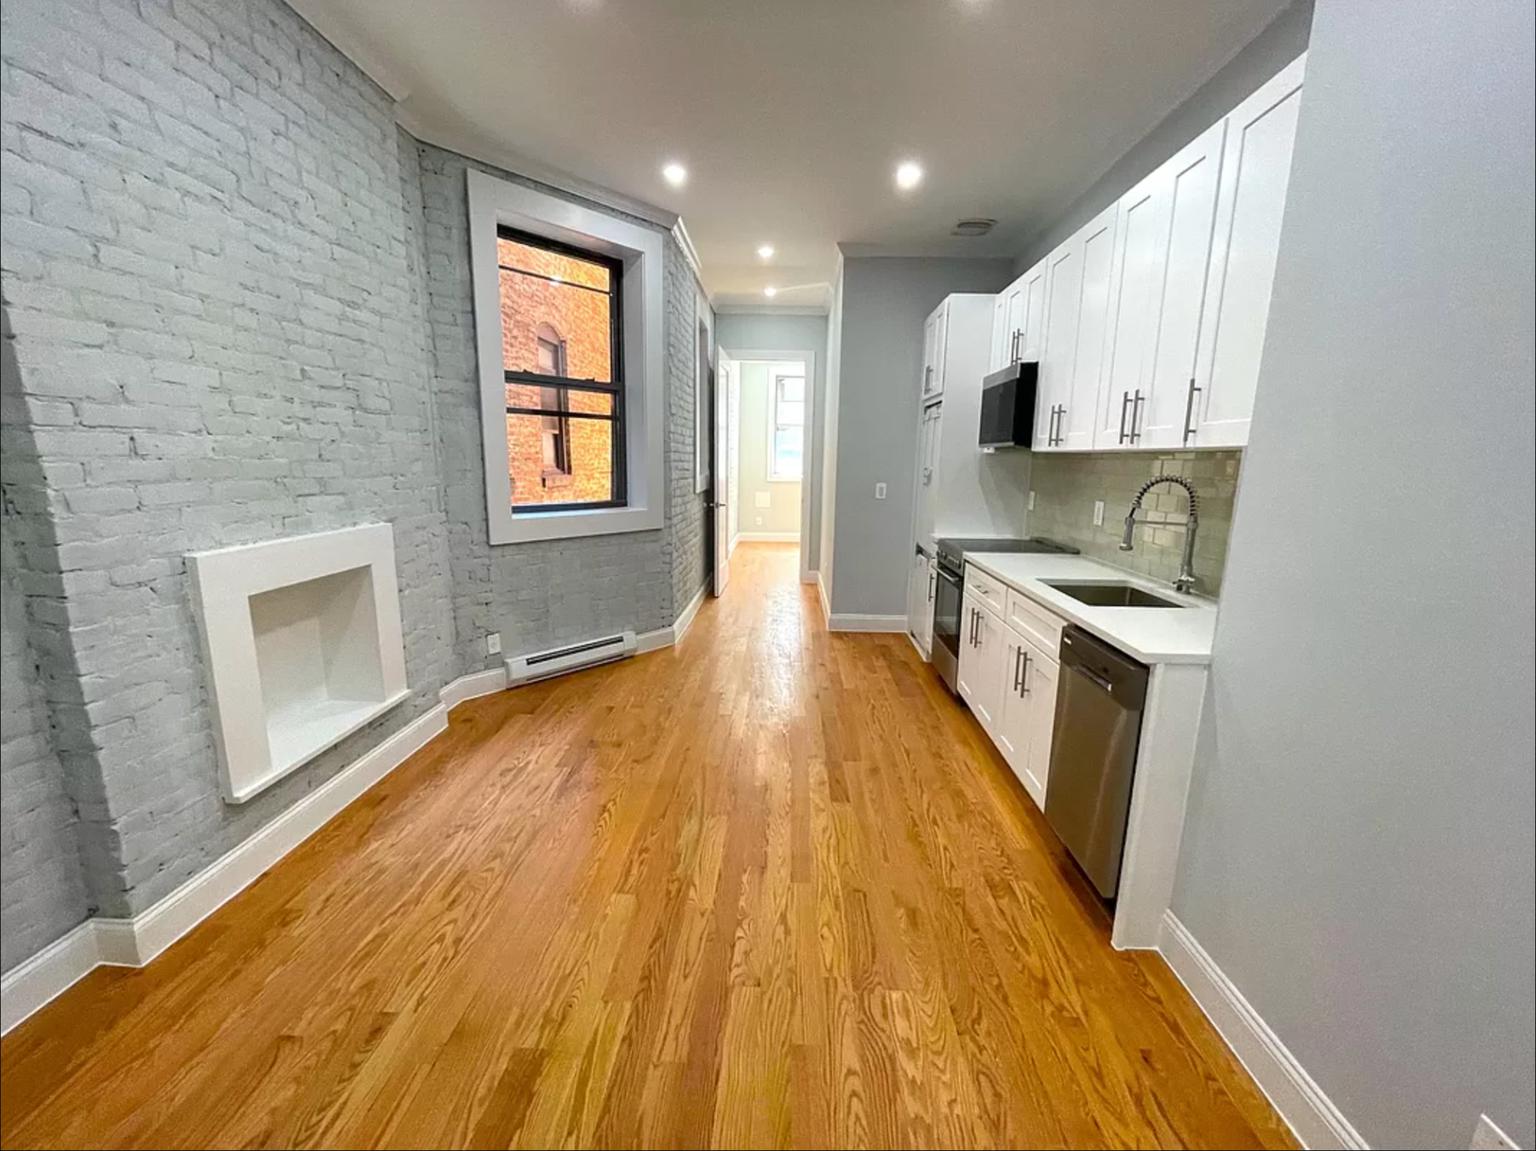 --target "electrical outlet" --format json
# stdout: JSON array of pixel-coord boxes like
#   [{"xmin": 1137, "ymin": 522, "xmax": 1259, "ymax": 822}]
[
  {"xmin": 485, "ymin": 632, "xmax": 501, "ymax": 656},
  {"xmin": 1028, "ymin": 490, "xmax": 1036, "ymax": 511},
  {"xmin": 1093, "ymin": 500, "xmax": 1105, "ymax": 527},
  {"xmin": 1470, "ymin": 1115, "xmax": 1520, "ymax": 1151},
  {"xmin": 874, "ymin": 482, "xmax": 887, "ymax": 500}
]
